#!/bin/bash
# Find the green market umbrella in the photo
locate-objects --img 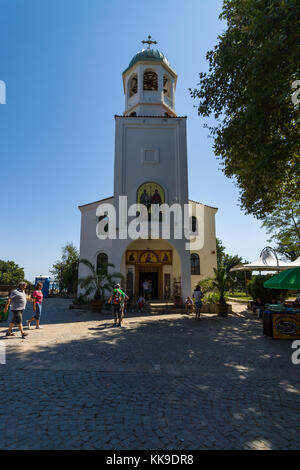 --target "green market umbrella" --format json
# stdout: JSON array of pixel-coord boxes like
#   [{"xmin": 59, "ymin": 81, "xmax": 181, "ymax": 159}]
[{"xmin": 264, "ymin": 267, "xmax": 300, "ymax": 290}]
